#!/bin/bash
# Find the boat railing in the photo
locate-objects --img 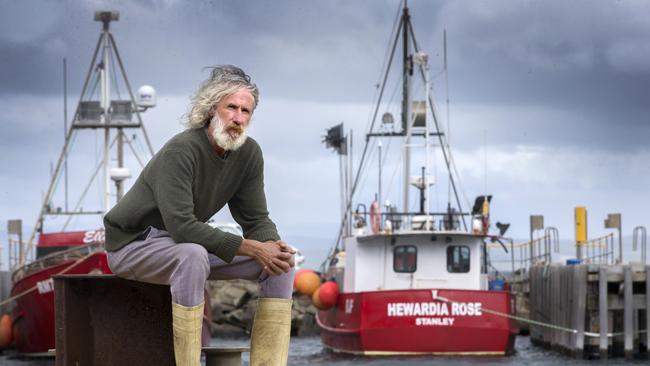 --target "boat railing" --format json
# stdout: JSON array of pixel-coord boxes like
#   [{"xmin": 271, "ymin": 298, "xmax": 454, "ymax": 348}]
[
  {"xmin": 12, "ymin": 241, "xmax": 104, "ymax": 283},
  {"xmin": 577, "ymin": 233, "xmax": 615, "ymax": 265},
  {"xmin": 353, "ymin": 210, "xmax": 470, "ymax": 233},
  {"xmin": 487, "ymin": 228, "xmax": 560, "ymax": 281}
]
